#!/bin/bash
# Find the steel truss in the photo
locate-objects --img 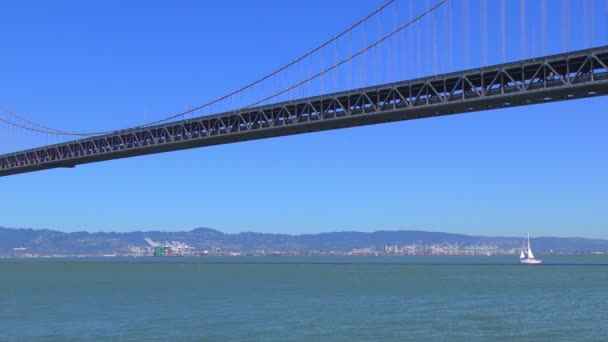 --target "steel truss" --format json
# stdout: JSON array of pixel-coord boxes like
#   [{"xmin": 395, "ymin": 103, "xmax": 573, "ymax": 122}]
[{"xmin": 1, "ymin": 46, "xmax": 608, "ymax": 176}]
